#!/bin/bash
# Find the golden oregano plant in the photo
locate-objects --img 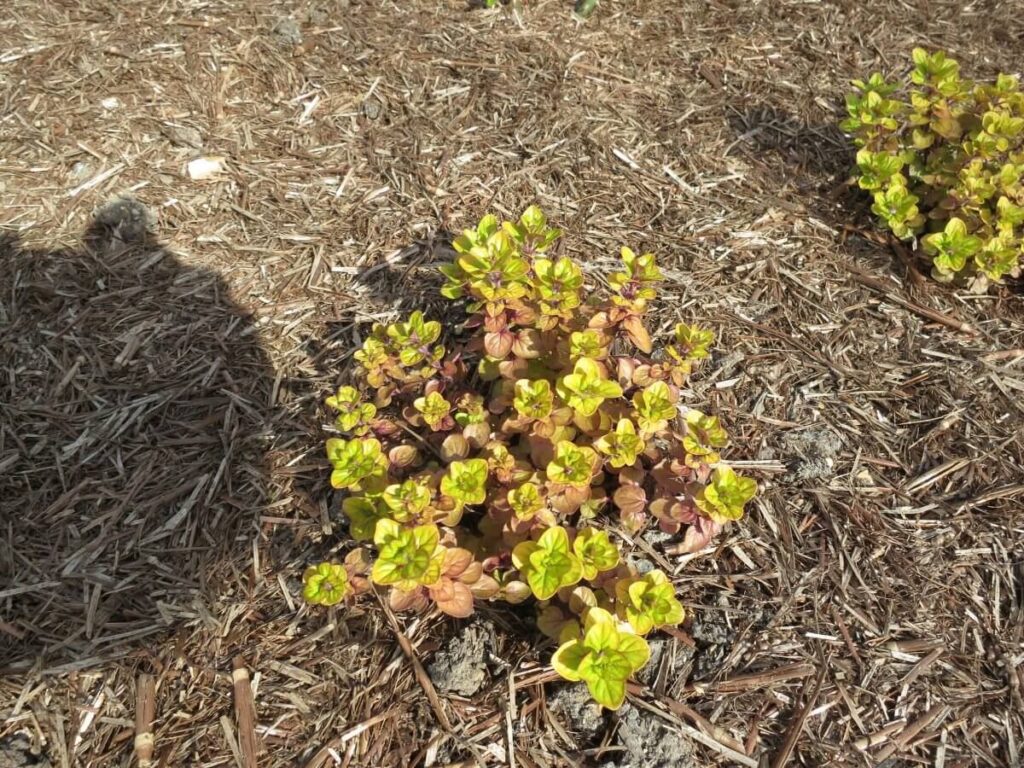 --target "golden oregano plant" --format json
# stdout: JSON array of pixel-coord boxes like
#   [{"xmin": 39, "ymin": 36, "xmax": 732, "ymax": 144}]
[
  {"xmin": 843, "ymin": 49, "xmax": 1024, "ymax": 284},
  {"xmin": 303, "ymin": 206, "xmax": 756, "ymax": 709}
]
